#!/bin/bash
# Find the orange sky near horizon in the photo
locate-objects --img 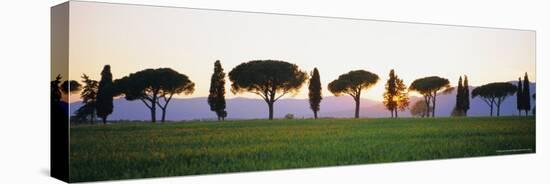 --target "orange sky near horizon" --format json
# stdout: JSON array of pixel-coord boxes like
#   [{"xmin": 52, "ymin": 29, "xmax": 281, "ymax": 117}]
[{"xmin": 63, "ymin": 1, "xmax": 536, "ymax": 103}]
